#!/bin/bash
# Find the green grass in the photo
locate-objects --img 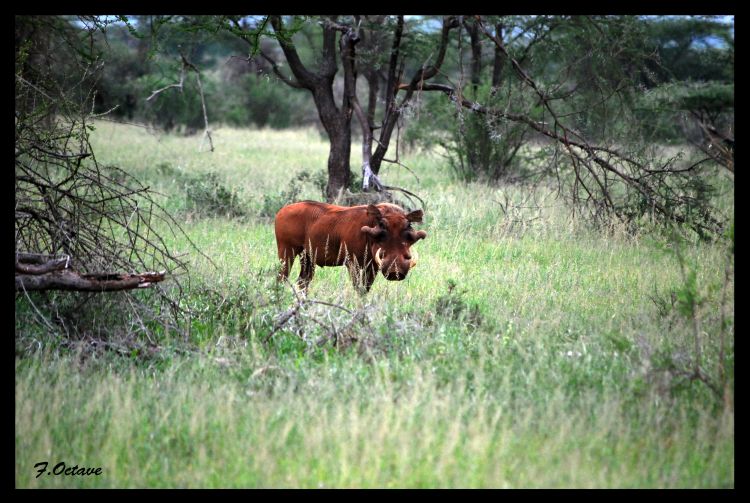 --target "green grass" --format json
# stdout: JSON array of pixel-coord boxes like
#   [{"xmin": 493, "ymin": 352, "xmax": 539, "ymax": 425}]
[{"xmin": 15, "ymin": 121, "xmax": 734, "ymax": 488}]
